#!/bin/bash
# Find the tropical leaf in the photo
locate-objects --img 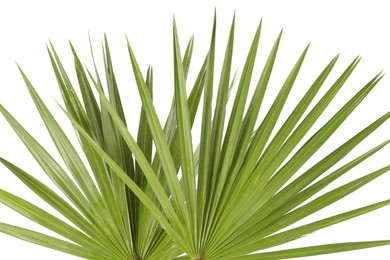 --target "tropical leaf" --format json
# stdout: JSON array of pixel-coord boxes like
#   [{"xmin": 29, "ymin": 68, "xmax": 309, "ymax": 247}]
[{"xmin": 0, "ymin": 11, "xmax": 388, "ymax": 260}]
